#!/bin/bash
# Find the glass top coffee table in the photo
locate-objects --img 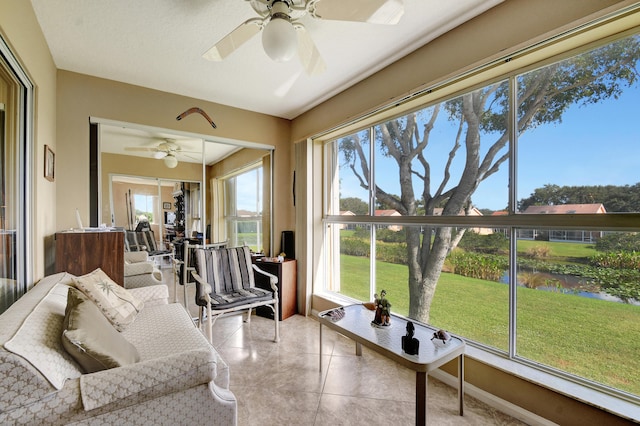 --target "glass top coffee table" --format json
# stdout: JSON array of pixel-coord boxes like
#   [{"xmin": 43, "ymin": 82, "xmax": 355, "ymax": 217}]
[{"xmin": 318, "ymin": 304, "xmax": 465, "ymax": 425}]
